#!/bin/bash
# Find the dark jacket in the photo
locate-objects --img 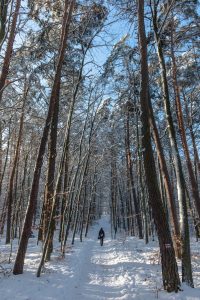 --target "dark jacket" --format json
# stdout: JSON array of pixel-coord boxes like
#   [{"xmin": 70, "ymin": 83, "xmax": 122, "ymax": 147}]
[{"xmin": 98, "ymin": 228, "xmax": 105, "ymax": 239}]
